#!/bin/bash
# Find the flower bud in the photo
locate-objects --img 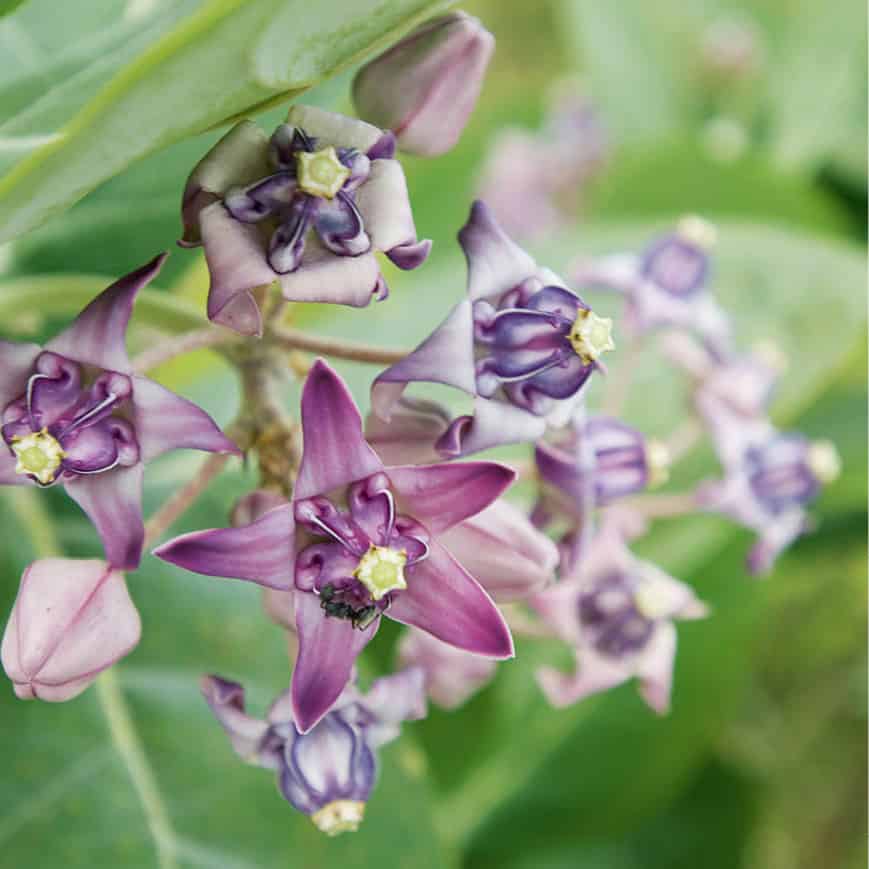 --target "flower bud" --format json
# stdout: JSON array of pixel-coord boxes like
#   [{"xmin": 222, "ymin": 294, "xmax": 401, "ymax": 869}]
[
  {"xmin": 352, "ymin": 12, "xmax": 495, "ymax": 157},
  {"xmin": 2, "ymin": 559, "xmax": 141, "ymax": 701}
]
